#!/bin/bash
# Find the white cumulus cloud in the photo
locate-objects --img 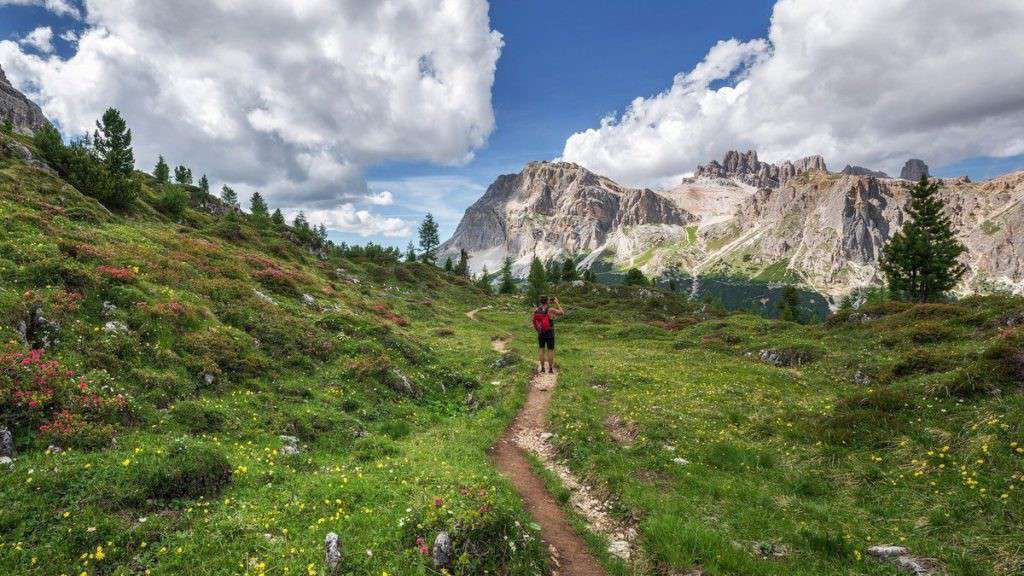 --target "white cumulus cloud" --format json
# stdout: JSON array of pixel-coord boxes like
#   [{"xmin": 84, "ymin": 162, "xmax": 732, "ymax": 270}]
[
  {"xmin": 0, "ymin": 0, "xmax": 502, "ymax": 233},
  {"xmin": 290, "ymin": 205, "xmax": 412, "ymax": 238},
  {"xmin": 562, "ymin": 0, "xmax": 1024, "ymax": 187},
  {"xmin": 19, "ymin": 26, "xmax": 54, "ymax": 54}
]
